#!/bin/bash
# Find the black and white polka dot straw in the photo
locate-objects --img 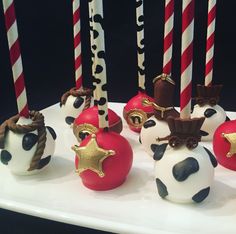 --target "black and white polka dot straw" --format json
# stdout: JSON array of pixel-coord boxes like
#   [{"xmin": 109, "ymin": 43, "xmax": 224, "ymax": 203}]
[{"xmin": 91, "ymin": 0, "xmax": 109, "ymax": 130}]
